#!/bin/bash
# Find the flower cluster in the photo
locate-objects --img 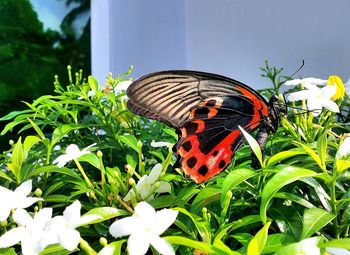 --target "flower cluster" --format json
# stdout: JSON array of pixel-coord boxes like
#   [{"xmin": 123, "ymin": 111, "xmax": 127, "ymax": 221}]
[
  {"xmin": 285, "ymin": 75, "xmax": 344, "ymax": 116},
  {"xmin": 0, "ymin": 180, "xmax": 178, "ymax": 255}
]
